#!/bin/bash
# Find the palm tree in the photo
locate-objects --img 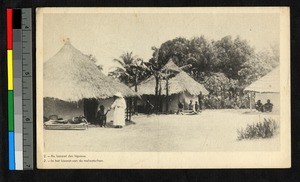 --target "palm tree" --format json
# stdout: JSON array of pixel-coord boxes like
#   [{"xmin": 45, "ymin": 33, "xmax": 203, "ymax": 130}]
[
  {"xmin": 145, "ymin": 47, "xmax": 163, "ymax": 113},
  {"xmin": 109, "ymin": 52, "xmax": 148, "ymax": 87},
  {"xmin": 109, "ymin": 52, "xmax": 148, "ymax": 112}
]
